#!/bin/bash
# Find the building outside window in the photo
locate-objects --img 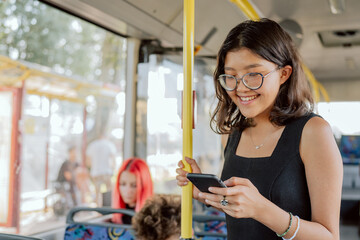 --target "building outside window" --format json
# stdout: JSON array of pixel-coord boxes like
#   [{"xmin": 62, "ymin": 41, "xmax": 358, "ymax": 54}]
[{"xmin": 0, "ymin": 0, "xmax": 127, "ymax": 234}]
